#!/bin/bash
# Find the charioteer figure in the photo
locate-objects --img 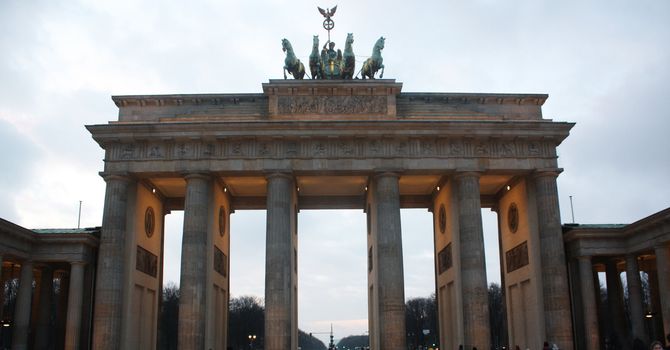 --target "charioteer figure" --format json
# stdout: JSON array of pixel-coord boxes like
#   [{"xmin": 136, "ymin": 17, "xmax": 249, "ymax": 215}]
[{"xmin": 322, "ymin": 40, "xmax": 343, "ymax": 79}]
